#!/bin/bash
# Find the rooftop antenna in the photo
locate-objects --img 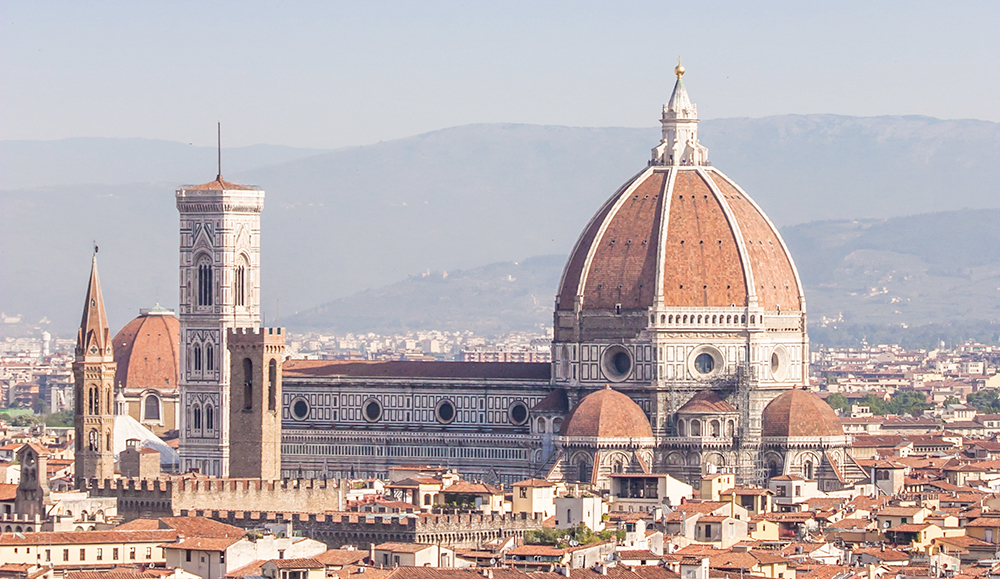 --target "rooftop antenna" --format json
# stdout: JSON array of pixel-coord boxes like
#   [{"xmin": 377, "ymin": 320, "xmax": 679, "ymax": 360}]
[{"xmin": 217, "ymin": 121, "xmax": 222, "ymax": 180}]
